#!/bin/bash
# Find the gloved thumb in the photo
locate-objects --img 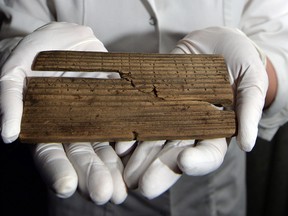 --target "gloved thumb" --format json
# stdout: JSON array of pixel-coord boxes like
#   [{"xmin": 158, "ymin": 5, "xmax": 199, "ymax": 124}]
[{"xmin": 177, "ymin": 138, "xmax": 227, "ymax": 175}]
